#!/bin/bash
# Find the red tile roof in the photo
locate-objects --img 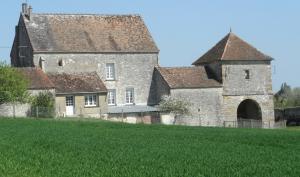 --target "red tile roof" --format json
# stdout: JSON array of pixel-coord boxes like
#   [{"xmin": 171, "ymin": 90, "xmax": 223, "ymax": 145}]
[
  {"xmin": 193, "ymin": 32, "xmax": 272, "ymax": 65},
  {"xmin": 47, "ymin": 72, "xmax": 107, "ymax": 94},
  {"xmin": 17, "ymin": 67, "xmax": 55, "ymax": 90},
  {"xmin": 156, "ymin": 66, "xmax": 221, "ymax": 89}
]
